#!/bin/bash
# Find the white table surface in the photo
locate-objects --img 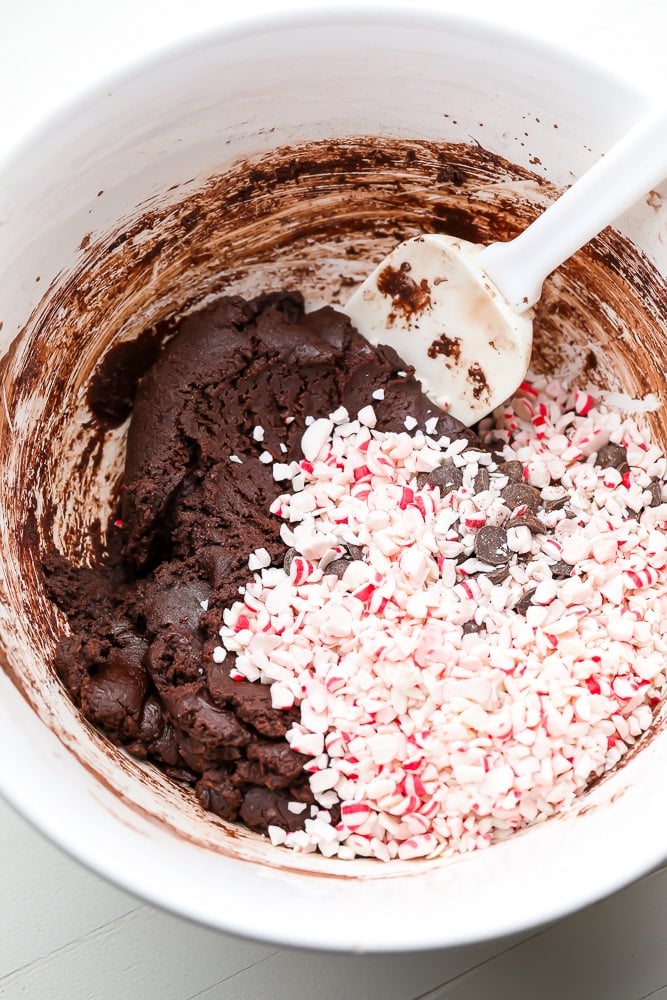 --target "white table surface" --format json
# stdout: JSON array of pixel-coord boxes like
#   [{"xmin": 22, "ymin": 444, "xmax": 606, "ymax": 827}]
[{"xmin": 2, "ymin": 1, "xmax": 667, "ymax": 997}]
